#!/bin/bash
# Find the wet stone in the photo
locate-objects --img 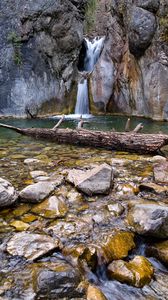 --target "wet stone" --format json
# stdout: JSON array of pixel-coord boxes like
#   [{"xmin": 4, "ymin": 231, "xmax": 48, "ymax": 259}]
[
  {"xmin": 127, "ymin": 203, "xmax": 168, "ymax": 238},
  {"xmin": 30, "ymin": 170, "xmax": 48, "ymax": 179},
  {"xmin": 0, "ymin": 178, "xmax": 18, "ymax": 207},
  {"xmin": 154, "ymin": 162, "xmax": 168, "ymax": 184},
  {"xmin": 107, "ymin": 203, "xmax": 125, "ymax": 216},
  {"xmin": 87, "ymin": 285, "xmax": 108, "ymax": 300},
  {"xmin": 139, "ymin": 182, "xmax": 168, "ymax": 195},
  {"xmin": 146, "ymin": 240, "xmax": 168, "ymax": 265},
  {"xmin": 19, "ymin": 182, "xmax": 56, "ymax": 203},
  {"xmin": 10, "ymin": 220, "xmax": 30, "ymax": 231},
  {"xmin": 31, "ymin": 195, "xmax": 68, "ymax": 219},
  {"xmin": 100, "ymin": 231, "xmax": 135, "ymax": 263},
  {"xmin": 2, "ymin": 260, "xmax": 83, "ymax": 300},
  {"xmin": 67, "ymin": 164, "xmax": 113, "ymax": 196},
  {"xmin": 107, "ymin": 256, "xmax": 154, "ymax": 288},
  {"xmin": 47, "ymin": 217, "xmax": 93, "ymax": 243},
  {"xmin": 24, "ymin": 158, "xmax": 41, "ymax": 165},
  {"xmin": 7, "ymin": 232, "xmax": 60, "ymax": 261}
]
